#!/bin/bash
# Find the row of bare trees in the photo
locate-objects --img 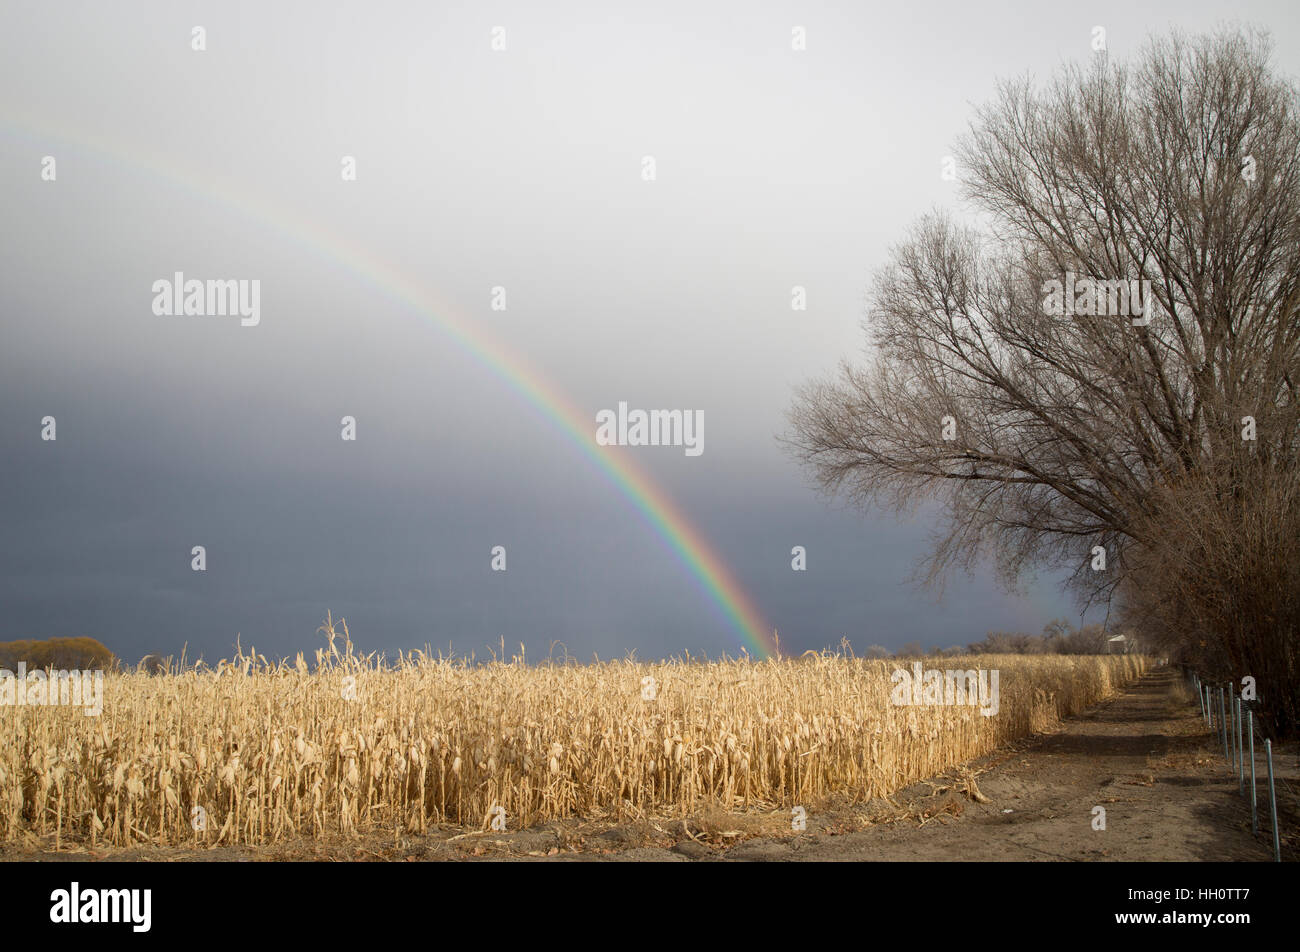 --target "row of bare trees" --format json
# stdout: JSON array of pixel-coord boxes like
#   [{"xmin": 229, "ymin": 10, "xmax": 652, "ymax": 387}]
[
  {"xmin": 788, "ymin": 27, "xmax": 1299, "ymax": 734},
  {"xmin": 865, "ymin": 620, "xmax": 1136, "ymax": 659}
]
